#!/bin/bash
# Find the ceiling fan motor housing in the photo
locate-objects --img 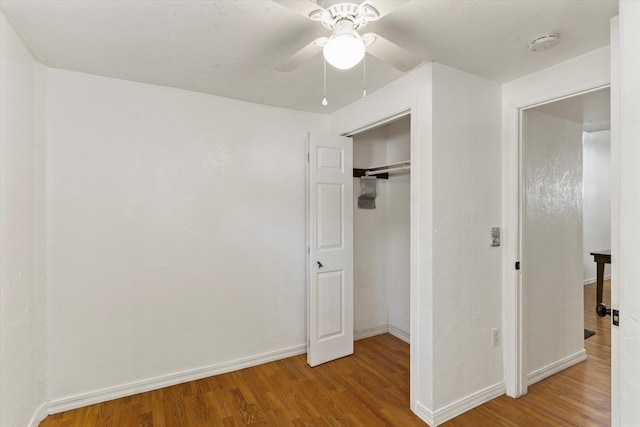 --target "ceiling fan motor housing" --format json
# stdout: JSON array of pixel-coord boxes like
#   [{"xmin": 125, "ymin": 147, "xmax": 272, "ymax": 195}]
[
  {"xmin": 332, "ymin": 18, "xmax": 358, "ymax": 37},
  {"xmin": 311, "ymin": 2, "xmax": 380, "ymax": 31}
]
